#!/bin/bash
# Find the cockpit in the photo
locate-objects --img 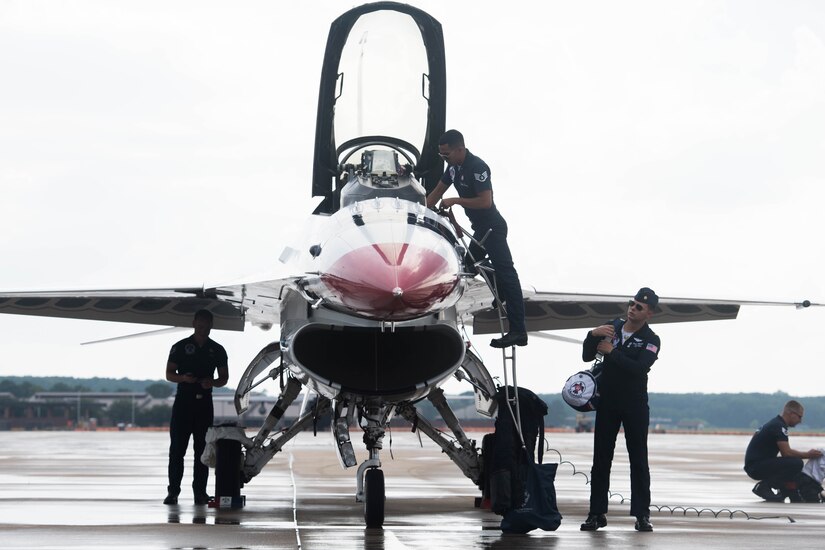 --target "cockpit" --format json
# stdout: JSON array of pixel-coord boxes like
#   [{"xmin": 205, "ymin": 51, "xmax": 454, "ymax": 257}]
[{"xmin": 339, "ymin": 148, "xmax": 426, "ymax": 209}]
